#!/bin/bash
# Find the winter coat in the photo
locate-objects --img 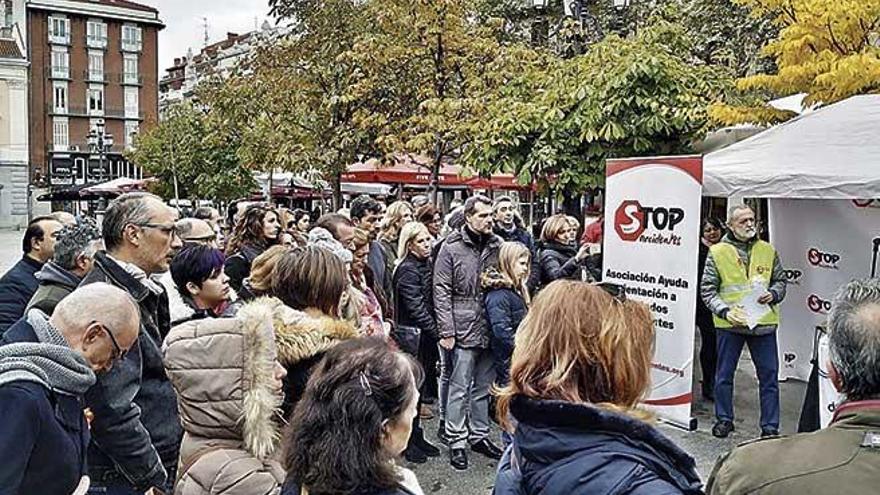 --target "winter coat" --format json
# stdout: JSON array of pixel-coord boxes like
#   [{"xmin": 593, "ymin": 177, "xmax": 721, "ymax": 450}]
[
  {"xmin": 482, "ymin": 270, "xmax": 527, "ymax": 386},
  {"xmin": 225, "ymin": 243, "xmax": 267, "ymax": 294},
  {"xmin": 536, "ymin": 242, "xmax": 584, "ymax": 289},
  {"xmin": 26, "ymin": 261, "xmax": 82, "ymax": 316},
  {"xmin": 79, "ymin": 251, "xmax": 182, "ymax": 491},
  {"xmin": 695, "ymin": 242, "xmax": 714, "ymax": 332},
  {"xmin": 0, "ymin": 318, "xmax": 91, "ymax": 495},
  {"xmin": 708, "ymin": 400, "xmax": 880, "ymax": 495},
  {"xmin": 242, "ymin": 297, "xmax": 358, "ymax": 420},
  {"xmin": 367, "ymin": 240, "xmax": 389, "ymax": 302},
  {"xmin": 433, "ymin": 227, "xmax": 502, "ymax": 349},
  {"xmin": 0, "ymin": 256, "xmax": 43, "ymax": 332},
  {"xmin": 378, "ymin": 238, "xmax": 399, "ymax": 307},
  {"xmin": 164, "ymin": 305, "xmax": 286, "ymax": 495},
  {"xmin": 700, "ymin": 234, "xmax": 786, "ymax": 336},
  {"xmin": 495, "ymin": 396, "xmax": 702, "ymax": 495},
  {"xmin": 393, "ymin": 253, "xmax": 437, "ymax": 339}
]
